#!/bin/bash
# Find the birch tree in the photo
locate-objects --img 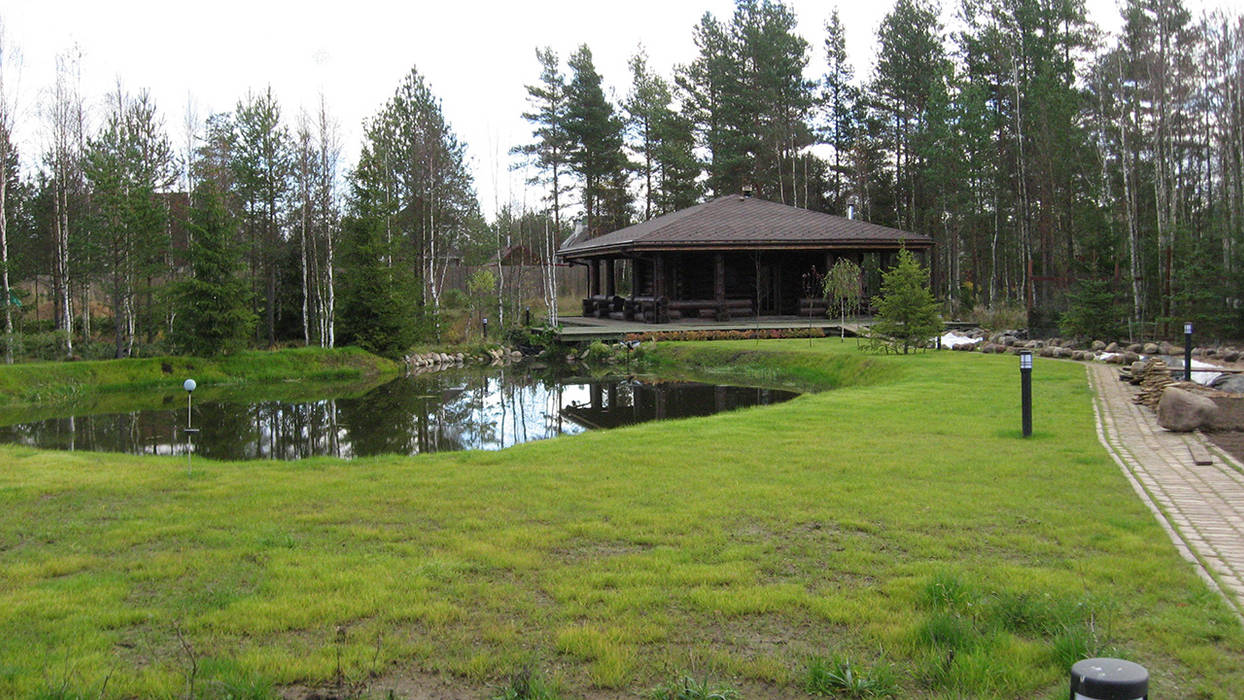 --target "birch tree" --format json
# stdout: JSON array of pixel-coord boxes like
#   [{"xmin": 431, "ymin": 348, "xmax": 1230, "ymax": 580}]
[
  {"xmin": 44, "ymin": 48, "xmax": 86, "ymax": 357},
  {"xmin": 0, "ymin": 22, "xmax": 18, "ymax": 363}
]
